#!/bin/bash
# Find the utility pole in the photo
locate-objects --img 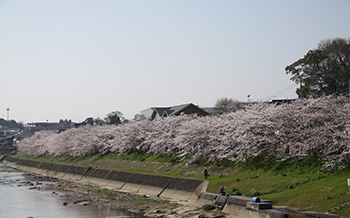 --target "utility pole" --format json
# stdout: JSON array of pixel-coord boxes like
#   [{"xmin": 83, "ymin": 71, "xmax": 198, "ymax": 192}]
[
  {"xmin": 6, "ymin": 108, "xmax": 10, "ymax": 120},
  {"xmin": 299, "ymin": 77, "xmax": 303, "ymax": 99}
]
